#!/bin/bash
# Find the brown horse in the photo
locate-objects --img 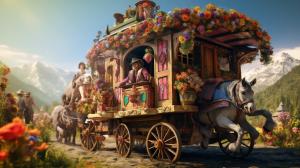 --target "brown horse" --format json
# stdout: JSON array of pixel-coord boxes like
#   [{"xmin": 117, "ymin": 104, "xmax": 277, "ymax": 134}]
[{"xmin": 52, "ymin": 105, "xmax": 78, "ymax": 144}]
